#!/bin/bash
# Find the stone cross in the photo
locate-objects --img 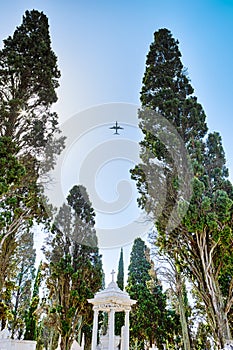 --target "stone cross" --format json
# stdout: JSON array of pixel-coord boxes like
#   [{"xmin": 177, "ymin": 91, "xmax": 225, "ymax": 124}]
[{"xmin": 111, "ymin": 269, "xmax": 116, "ymax": 282}]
